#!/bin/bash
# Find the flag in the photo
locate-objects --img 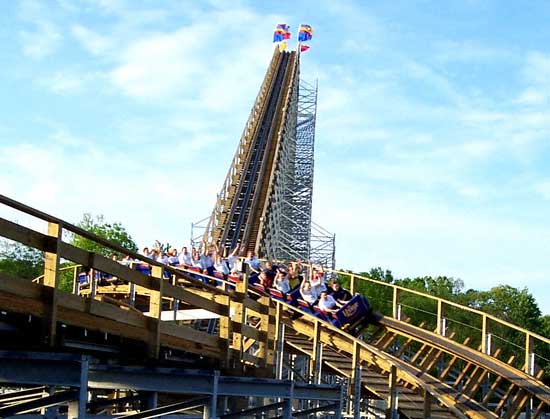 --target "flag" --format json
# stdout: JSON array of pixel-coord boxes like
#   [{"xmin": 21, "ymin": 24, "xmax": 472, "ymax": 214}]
[
  {"xmin": 279, "ymin": 41, "xmax": 287, "ymax": 52},
  {"xmin": 300, "ymin": 44, "xmax": 310, "ymax": 52},
  {"xmin": 298, "ymin": 24, "xmax": 313, "ymax": 42},
  {"xmin": 274, "ymin": 23, "xmax": 291, "ymax": 42},
  {"xmin": 273, "ymin": 32, "xmax": 284, "ymax": 42}
]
